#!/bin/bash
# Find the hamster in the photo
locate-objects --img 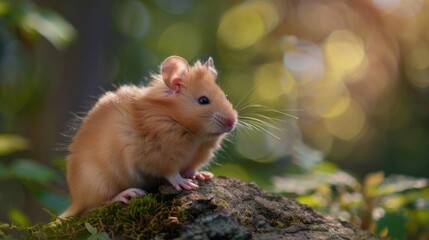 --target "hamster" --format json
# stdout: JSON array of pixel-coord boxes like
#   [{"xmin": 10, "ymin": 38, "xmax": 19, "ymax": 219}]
[{"xmin": 59, "ymin": 56, "xmax": 238, "ymax": 218}]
